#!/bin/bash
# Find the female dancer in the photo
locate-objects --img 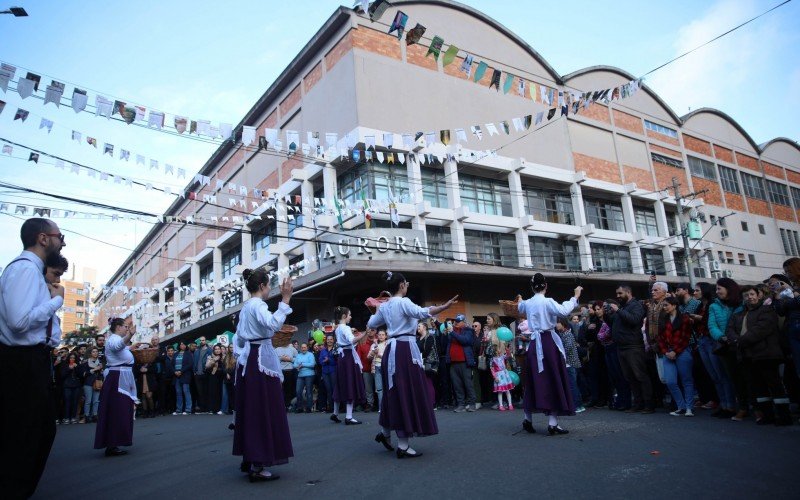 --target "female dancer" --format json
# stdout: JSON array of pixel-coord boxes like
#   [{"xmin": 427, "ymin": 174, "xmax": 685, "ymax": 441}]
[
  {"xmin": 517, "ymin": 273, "xmax": 582, "ymax": 435},
  {"xmin": 487, "ymin": 313, "xmax": 514, "ymax": 411},
  {"xmin": 331, "ymin": 306, "xmax": 366, "ymax": 424},
  {"xmin": 367, "ymin": 272, "xmax": 458, "ymax": 458},
  {"xmin": 94, "ymin": 317, "xmax": 139, "ymax": 456},
  {"xmin": 233, "ymin": 269, "xmax": 294, "ymax": 482}
]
